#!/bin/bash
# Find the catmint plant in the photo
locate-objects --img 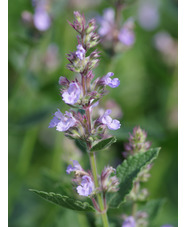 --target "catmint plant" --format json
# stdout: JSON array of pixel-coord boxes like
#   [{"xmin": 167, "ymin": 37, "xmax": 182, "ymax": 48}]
[
  {"xmin": 31, "ymin": 11, "xmax": 162, "ymax": 227},
  {"xmin": 50, "ymin": 11, "xmax": 120, "ymax": 225}
]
